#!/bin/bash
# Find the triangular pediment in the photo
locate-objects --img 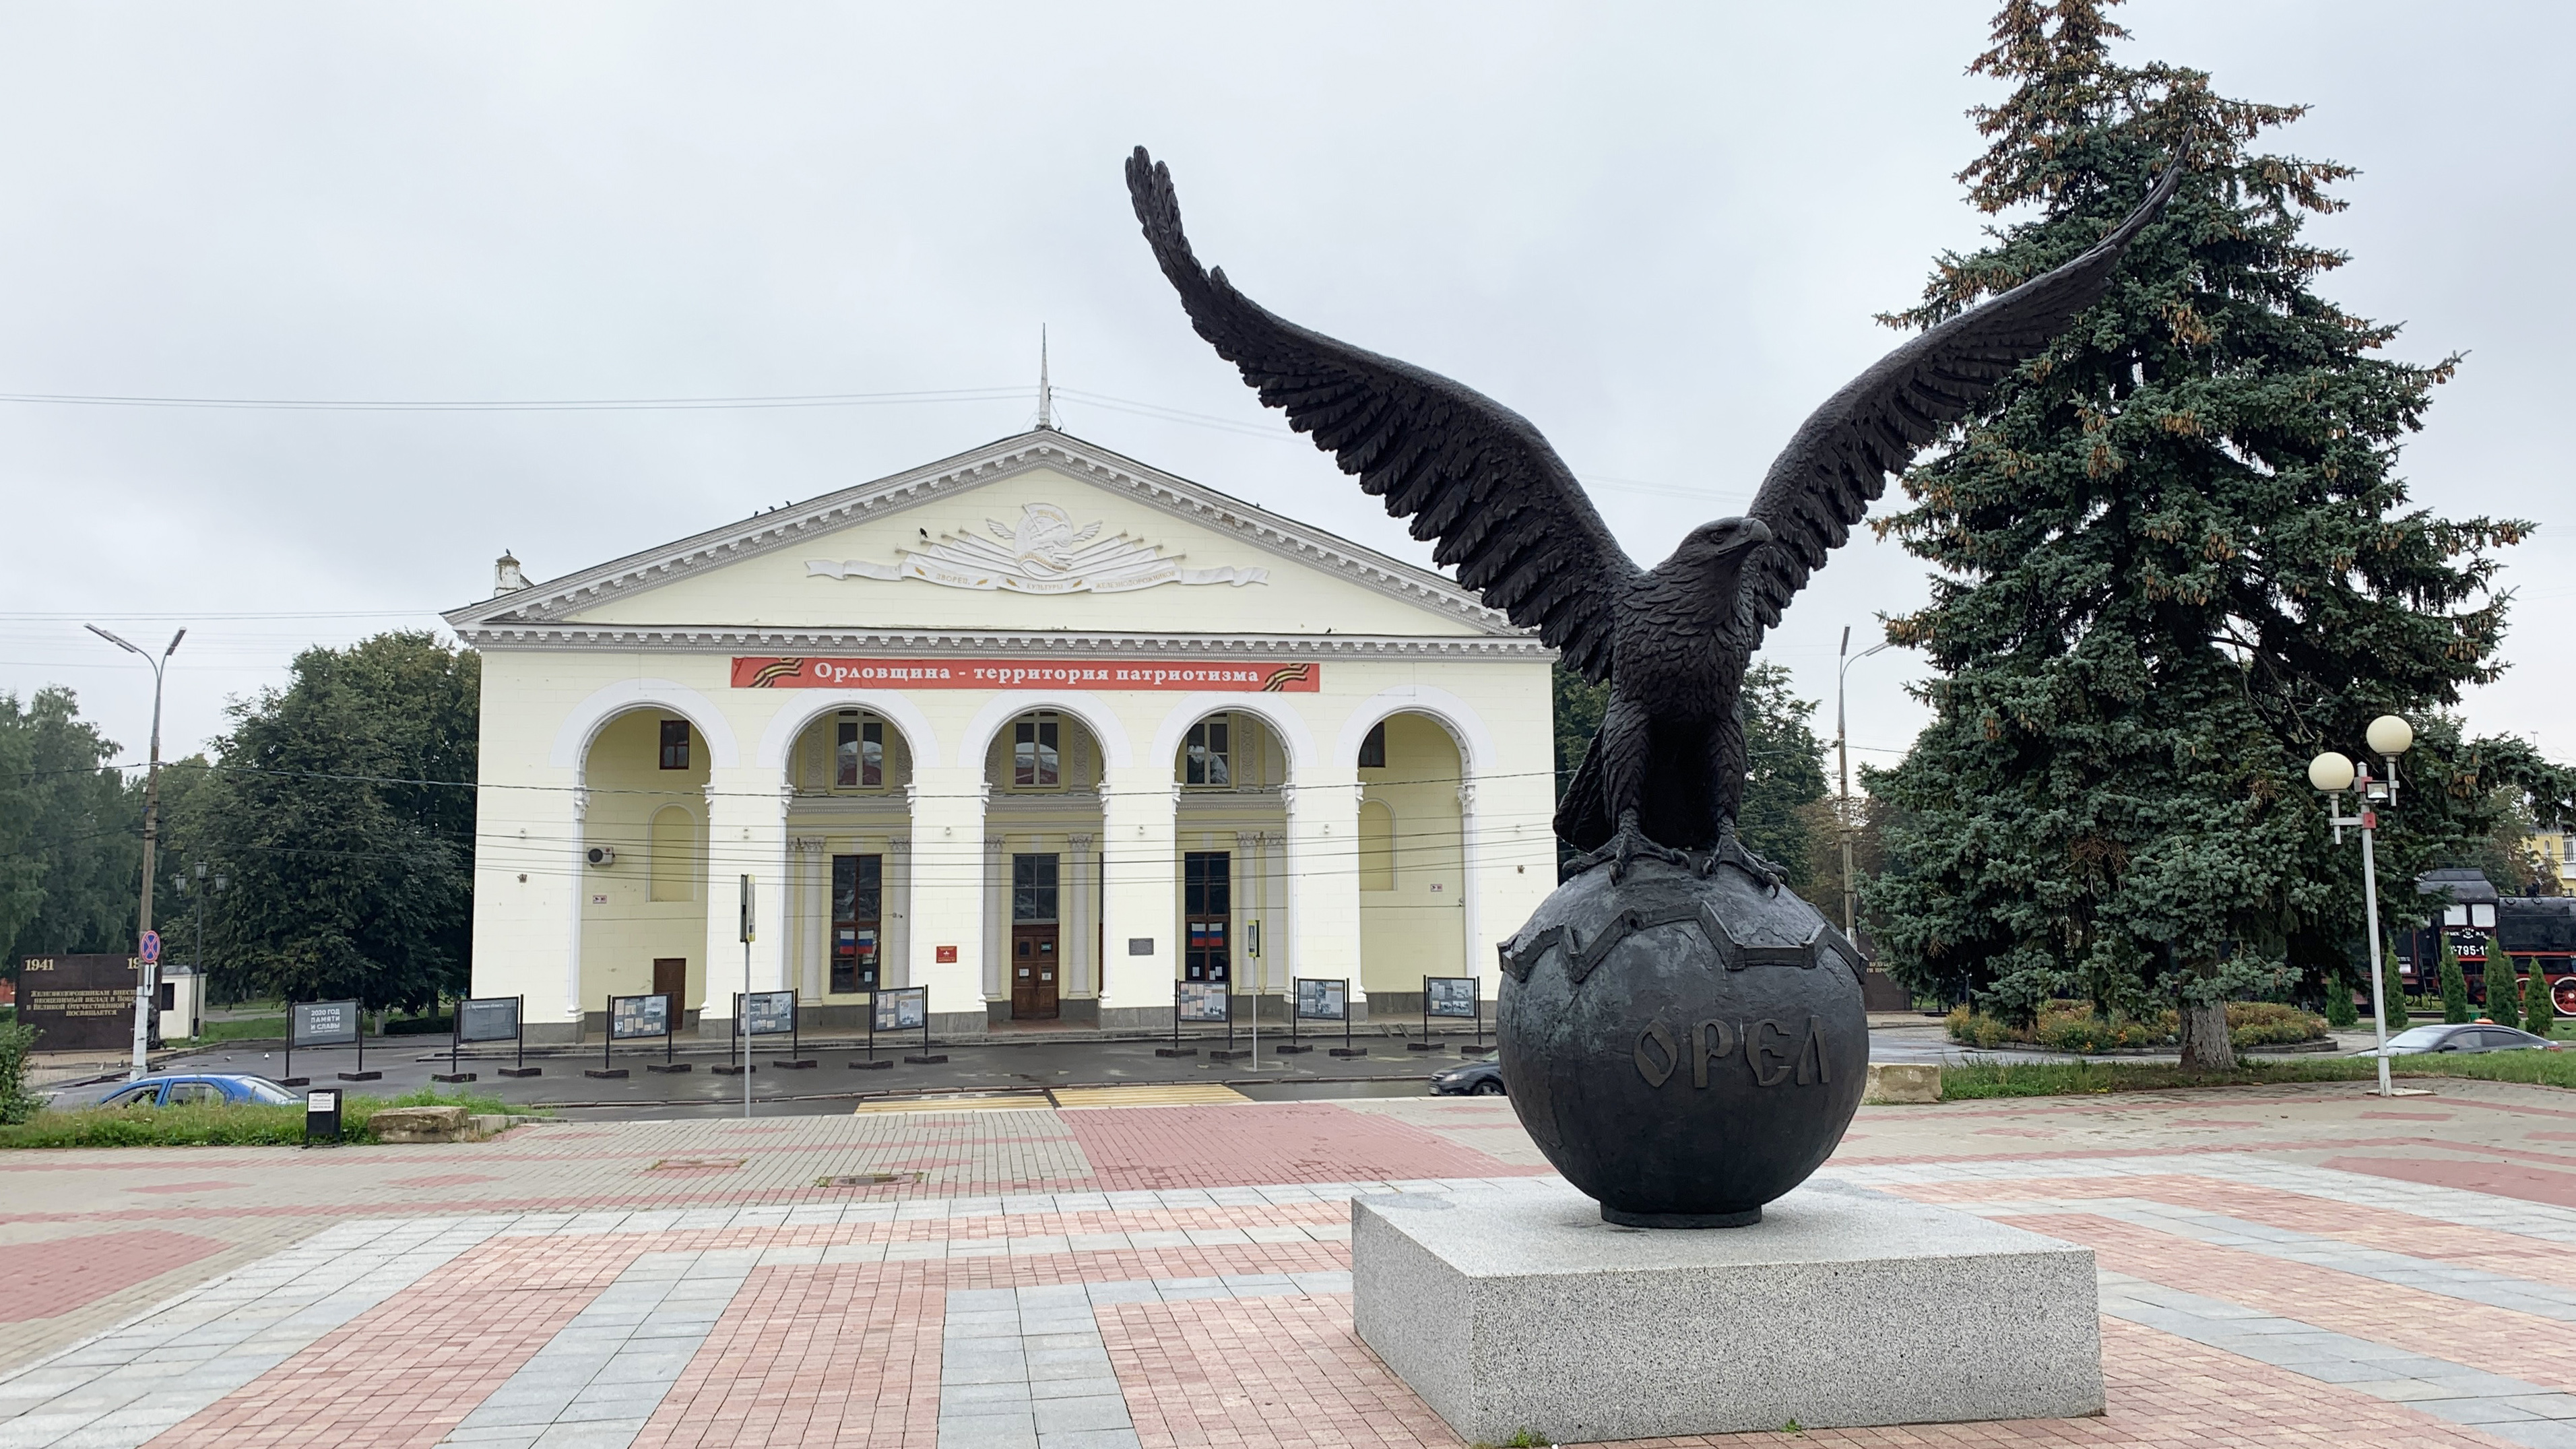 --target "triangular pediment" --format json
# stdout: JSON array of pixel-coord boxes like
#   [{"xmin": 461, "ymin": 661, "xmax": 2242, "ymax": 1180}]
[{"xmin": 444, "ymin": 431, "xmax": 1520, "ymax": 643}]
